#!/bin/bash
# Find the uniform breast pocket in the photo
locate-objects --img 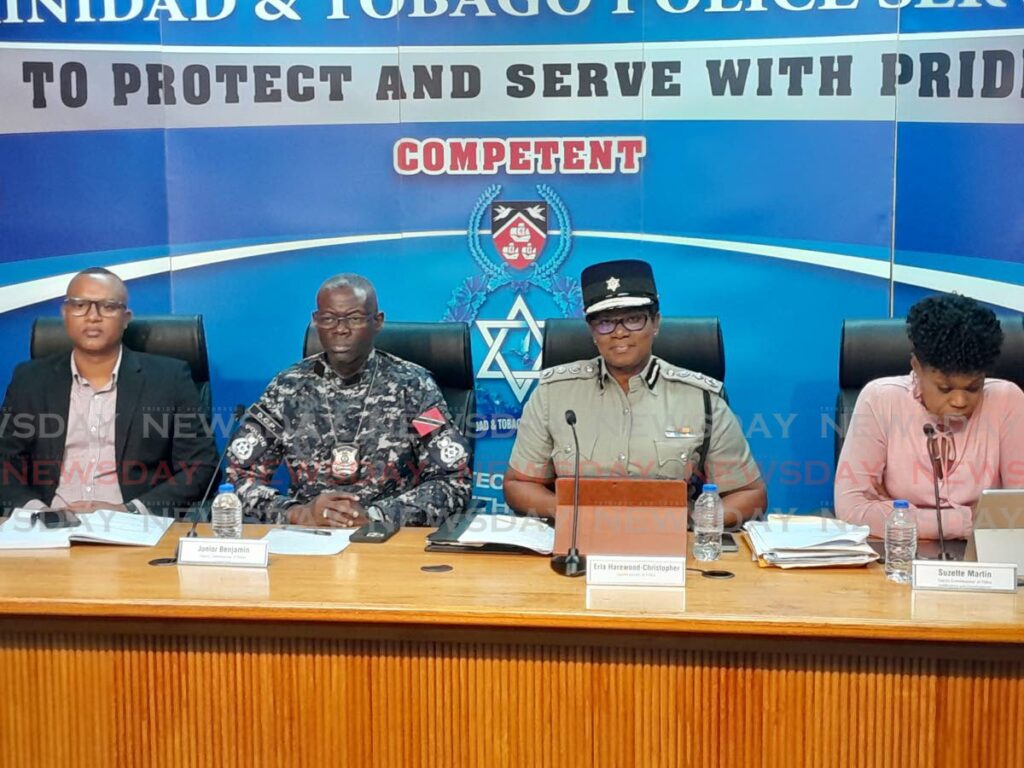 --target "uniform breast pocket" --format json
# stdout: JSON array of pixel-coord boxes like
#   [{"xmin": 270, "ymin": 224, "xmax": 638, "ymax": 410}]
[
  {"xmin": 653, "ymin": 437, "xmax": 703, "ymax": 480},
  {"xmin": 550, "ymin": 432, "xmax": 599, "ymax": 477}
]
